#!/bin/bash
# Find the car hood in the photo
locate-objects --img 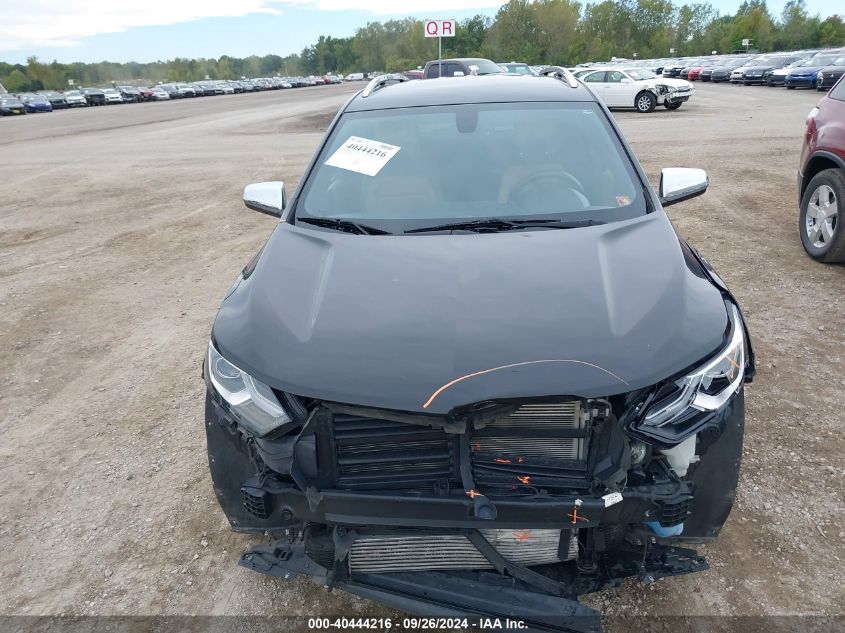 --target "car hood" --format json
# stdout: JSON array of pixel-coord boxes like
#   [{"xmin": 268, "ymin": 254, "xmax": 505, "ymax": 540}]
[
  {"xmin": 213, "ymin": 213, "xmax": 729, "ymax": 415},
  {"xmin": 789, "ymin": 66, "xmax": 824, "ymax": 74}
]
